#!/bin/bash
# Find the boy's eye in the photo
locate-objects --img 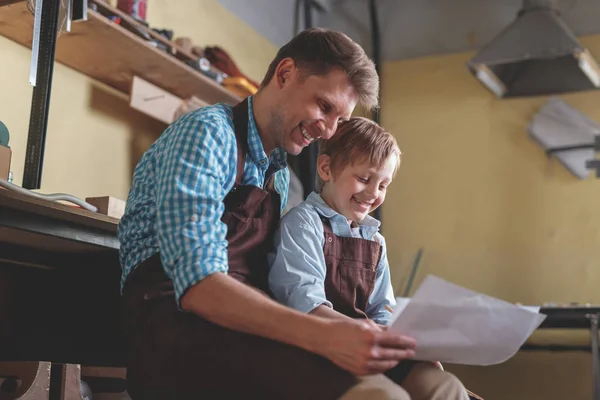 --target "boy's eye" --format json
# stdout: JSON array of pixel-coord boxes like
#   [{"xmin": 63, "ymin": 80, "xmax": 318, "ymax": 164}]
[
  {"xmin": 379, "ymin": 184, "xmax": 388, "ymax": 191},
  {"xmin": 357, "ymin": 176, "xmax": 368, "ymax": 183}
]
